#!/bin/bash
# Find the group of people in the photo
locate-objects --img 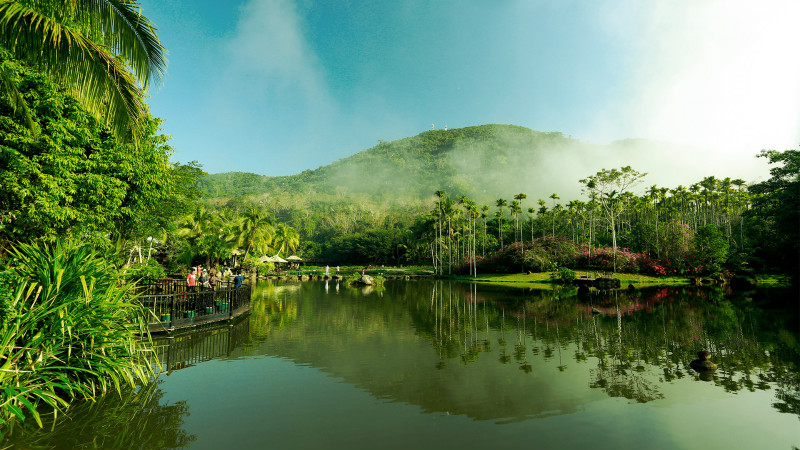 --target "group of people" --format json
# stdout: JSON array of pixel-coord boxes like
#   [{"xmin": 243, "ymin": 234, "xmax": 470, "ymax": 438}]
[
  {"xmin": 186, "ymin": 265, "xmax": 217, "ymax": 290},
  {"xmin": 186, "ymin": 265, "xmax": 246, "ymax": 290}
]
